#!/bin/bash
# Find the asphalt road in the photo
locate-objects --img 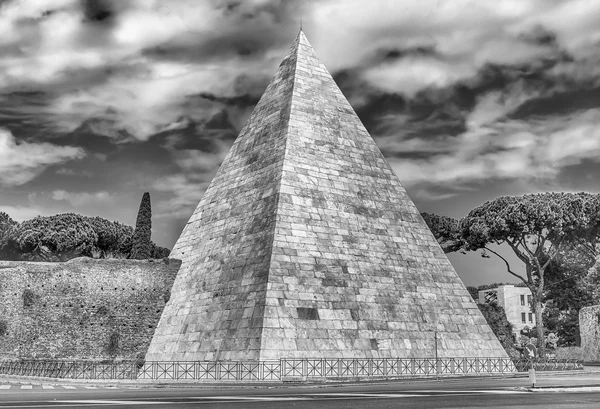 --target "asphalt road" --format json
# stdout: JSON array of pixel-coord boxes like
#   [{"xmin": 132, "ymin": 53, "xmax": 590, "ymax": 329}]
[{"xmin": 1, "ymin": 375, "xmax": 600, "ymax": 409}]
